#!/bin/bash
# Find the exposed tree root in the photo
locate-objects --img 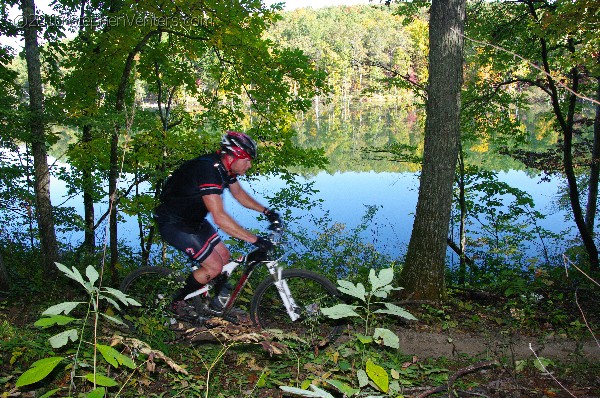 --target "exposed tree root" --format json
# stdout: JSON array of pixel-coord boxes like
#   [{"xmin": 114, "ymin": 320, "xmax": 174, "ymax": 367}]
[{"xmin": 409, "ymin": 360, "xmax": 499, "ymax": 398}]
